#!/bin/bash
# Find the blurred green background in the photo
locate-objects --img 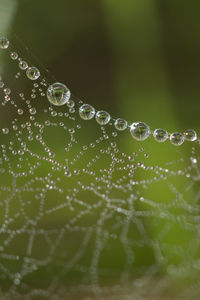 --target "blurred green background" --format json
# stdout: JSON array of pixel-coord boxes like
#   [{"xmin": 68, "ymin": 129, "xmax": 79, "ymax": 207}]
[{"xmin": 0, "ymin": 0, "xmax": 200, "ymax": 298}]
